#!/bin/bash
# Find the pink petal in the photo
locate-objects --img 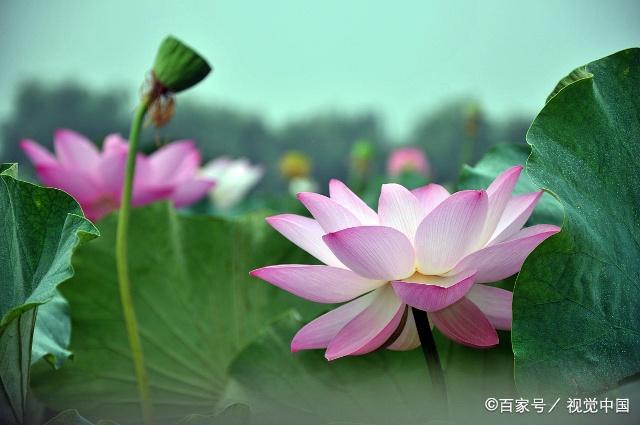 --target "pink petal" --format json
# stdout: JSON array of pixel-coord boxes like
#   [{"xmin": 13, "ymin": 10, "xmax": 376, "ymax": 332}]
[
  {"xmin": 466, "ymin": 285, "xmax": 513, "ymax": 330},
  {"xmin": 329, "ymin": 179, "xmax": 378, "ymax": 225},
  {"xmin": 20, "ymin": 140, "xmax": 57, "ymax": 167},
  {"xmin": 131, "ymin": 155, "xmax": 175, "ymax": 205},
  {"xmin": 82, "ymin": 198, "xmax": 119, "ymax": 222},
  {"xmin": 54, "ymin": 129, "xmax": 101, "ymax": 171},
  {"xmin": 266, "ymin": 214, "xmax": 345, "ymax": 268},
  {"xmin": 391, "ymin": 271, "xmax": 476, "ymax": 312},
  {"xmin": 148, "ymin": 140, "xmax": 197, "ymax": 182},
  {"xmin": 171, "ymin": 178, "xmax": 215, "ymax": 208},
  {"xmin": 325, "ymin": 286, "xmax": 405, "ymax": 360},
  {"xmin": 477, "ymin": 166, "xmax": 523, "ymax": 246},
  {"xmin": 131, "ymin": 185, "xmax": 174, "ymax": 207},
  {"xmin": 171, "ymin": 149, "xmax": 201, "ymax": 183},
  {"xmin": 378, "ymin": 183, "xmax": 422, "ymax": 240},
  {"xmin": 36, "ymin": 163, "xmax": 99, "ymax": 205},
  {"xmin": 297, "ymin": 192, "xmax": 361, "ymax": 233},
  {"xmin": 323, "ymin": 226, "xmax": 415, "ymax": 280},
  {"xmin": 449, "ymin": 224, "xmax": 561, "ymax": 283},
  {"xmin": 414, "ymin": 190, "xmax": 488, "ymax": 275},
  {"xmin": 102, "ymin": 134, "xmax": 129, "ymax": 156},
  {"xmin": 96, "ymin": 142, "xmax": 128, "ymax": 199},
  {"xmin": 411, "ymin": 183, "xmax": 450, "ymax": 217},
  {"xmin": 291, "ymin": 291, "xmax": 377, "ymax": 351},
  {"xmin": 429, "ymin": 298, "xmax": 498, "ymax": 348},
  {"xmin": 387, "ymin": 308, "xmax": 420, "ymax": 351},
  {"xmin": 489, "ymin": 192, "xmax": 543, "ymax": 244},
  {"xmin": 250, "ymin": 265, "xmax": 385, "ymax": 303}
]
